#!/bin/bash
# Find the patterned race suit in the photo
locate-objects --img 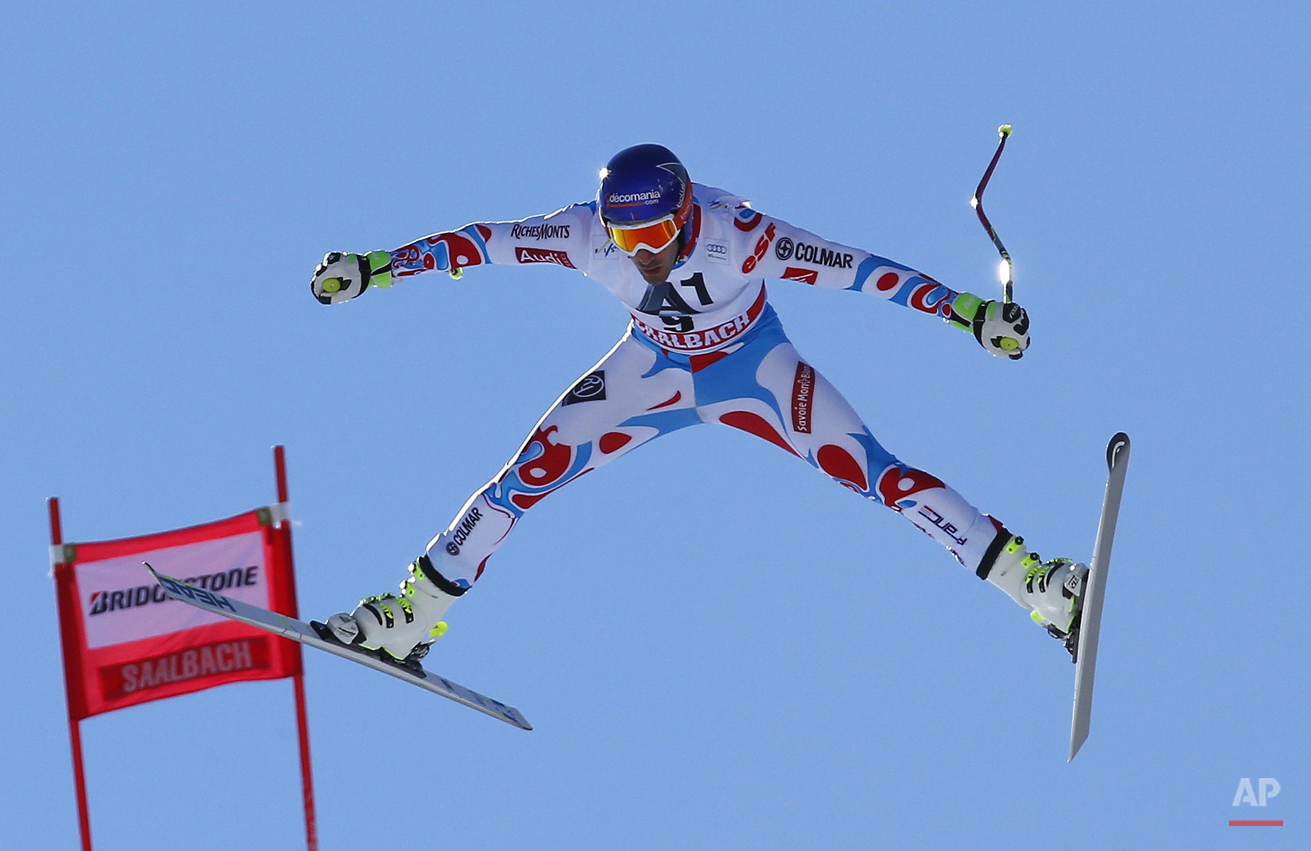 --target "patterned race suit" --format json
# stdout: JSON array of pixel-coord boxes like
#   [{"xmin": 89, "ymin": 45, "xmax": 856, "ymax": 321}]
[{"xmin": 390, "ymin": 185, "xmax": 1004, "ymax": 590}]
